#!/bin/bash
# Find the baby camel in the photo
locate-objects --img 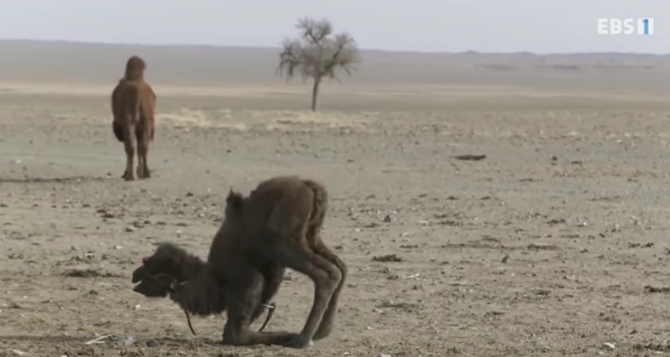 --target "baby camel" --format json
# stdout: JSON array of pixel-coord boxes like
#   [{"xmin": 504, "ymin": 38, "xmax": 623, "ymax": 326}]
[{"xmin": 131, "ymin": 176, "xmax": 347, "ymax": 348}]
